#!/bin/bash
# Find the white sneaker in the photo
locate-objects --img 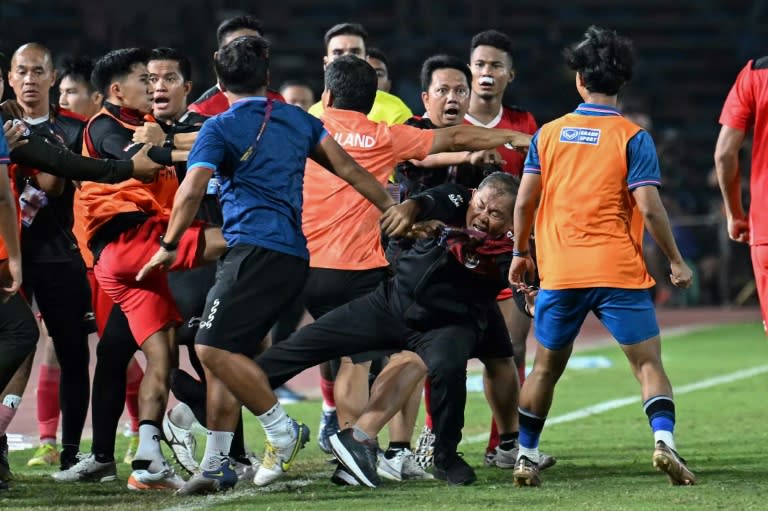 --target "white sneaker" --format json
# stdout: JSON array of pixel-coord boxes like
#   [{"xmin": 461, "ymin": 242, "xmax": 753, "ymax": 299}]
[
  {"xmin": 127, "ymin": 464, "xmax": 185, "ymax": 490},
  {"xmin": 485, "ymin": 446, "xmax": 557, "ymax": 471},
  {"xmin": 52, "ymin": 453, "xmax": 117, "ymax": 483},
  {"xmin": 253, "ymin": 420, "xmax": 309, "ymax": 487},
  {"xmin": 233, "ymin": 452, "xmax": 260, "ymax": 482},
  {"xmin": 378, "ymin": 449, "xmax": 433, "ymax": 481},
  {"xmin": 162, "ymin": 410, "xmax": 199, "ymax": 475}
]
